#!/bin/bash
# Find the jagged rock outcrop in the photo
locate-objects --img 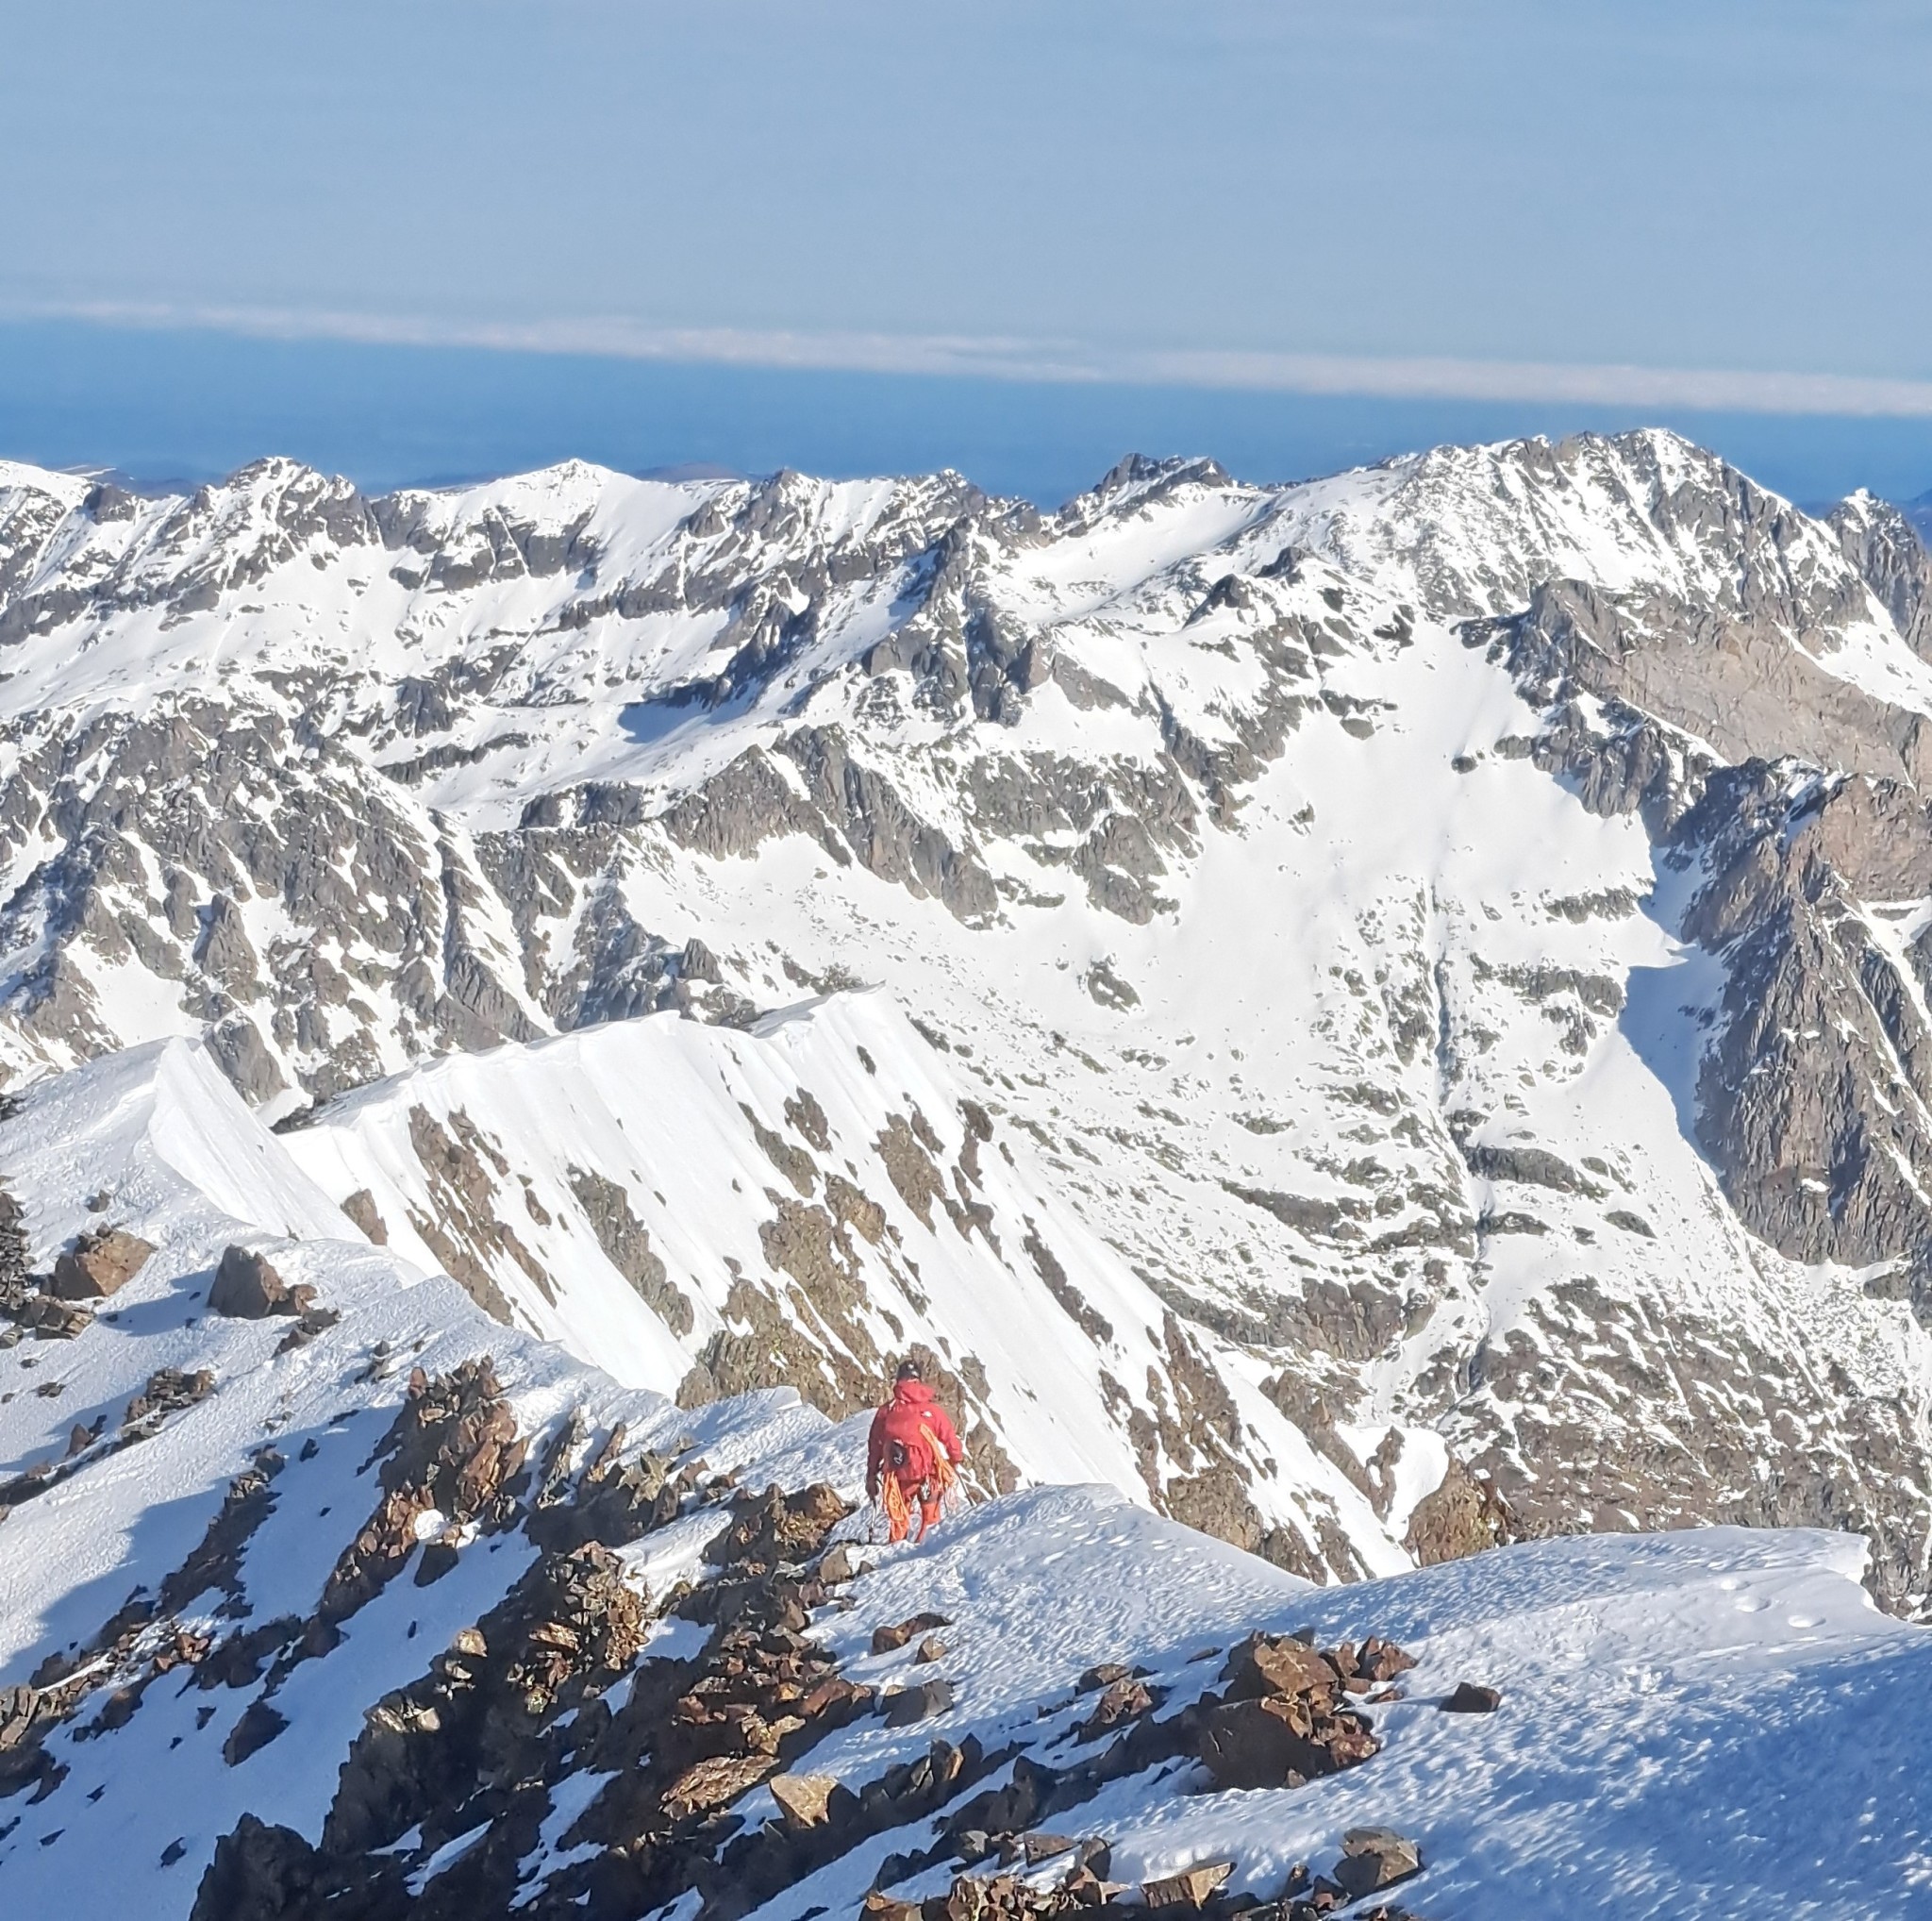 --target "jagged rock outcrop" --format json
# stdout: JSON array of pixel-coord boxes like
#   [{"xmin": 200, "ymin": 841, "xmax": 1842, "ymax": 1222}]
[
  {"xmin": 0, "ymin": 989, "xmax": 1920, "ymax": 1919},
  {"xmin": 3, "ymin": 432, "xmax": 1932, "ymax": 1614},
  {"xmin": 208, "ymin": 1245, "xmax": 312, "ymax": 1320},
  {"xmin": 48, "ymin": 1227, "xmax": 154, "ymax": 1300}
]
